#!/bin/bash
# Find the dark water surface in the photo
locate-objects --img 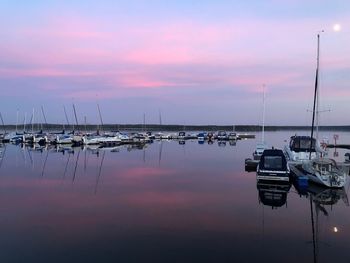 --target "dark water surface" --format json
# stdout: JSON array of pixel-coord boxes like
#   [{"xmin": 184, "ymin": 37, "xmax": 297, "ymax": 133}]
[{"xmin": 1, "ymin": 131, "xmax": 350, "ymax": 263}]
